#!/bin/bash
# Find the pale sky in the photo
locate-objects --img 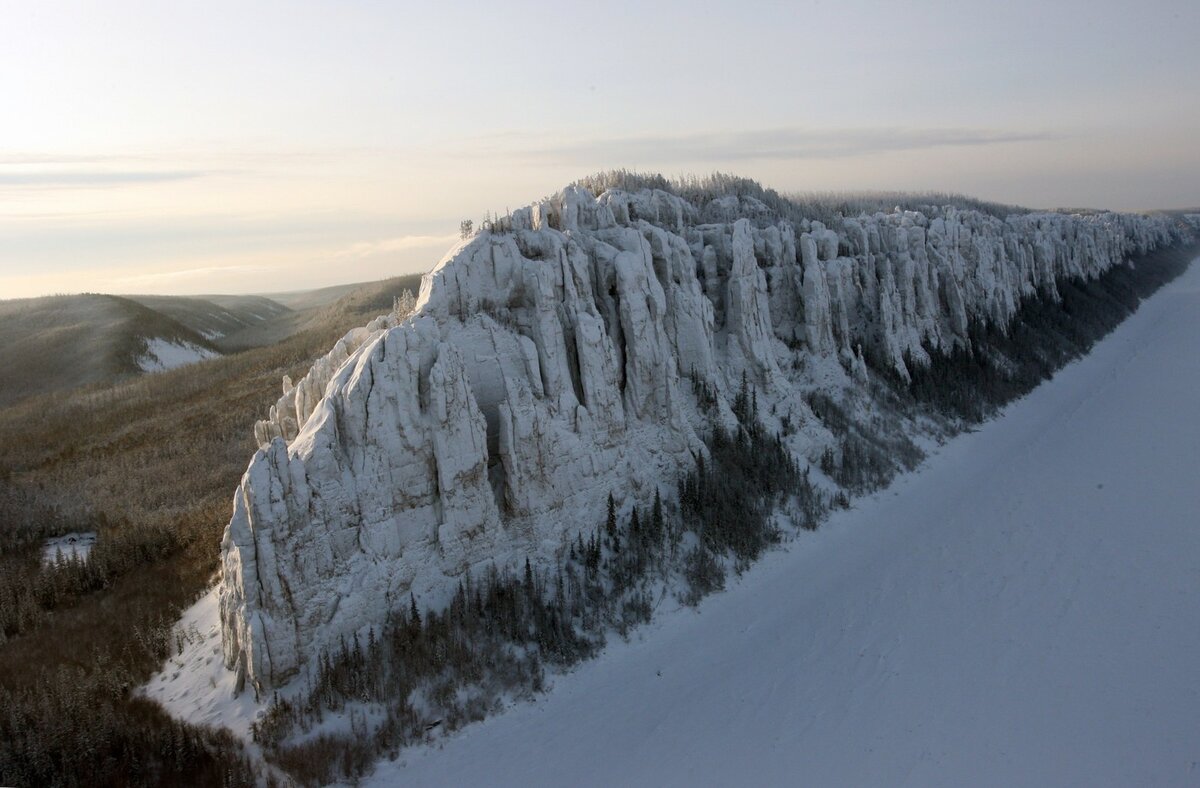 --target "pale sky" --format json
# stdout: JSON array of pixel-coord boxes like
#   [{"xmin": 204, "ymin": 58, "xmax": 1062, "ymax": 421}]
[{"xmin": 2, "ymin": 0, "xmax": 1198, "ymax": 299}]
